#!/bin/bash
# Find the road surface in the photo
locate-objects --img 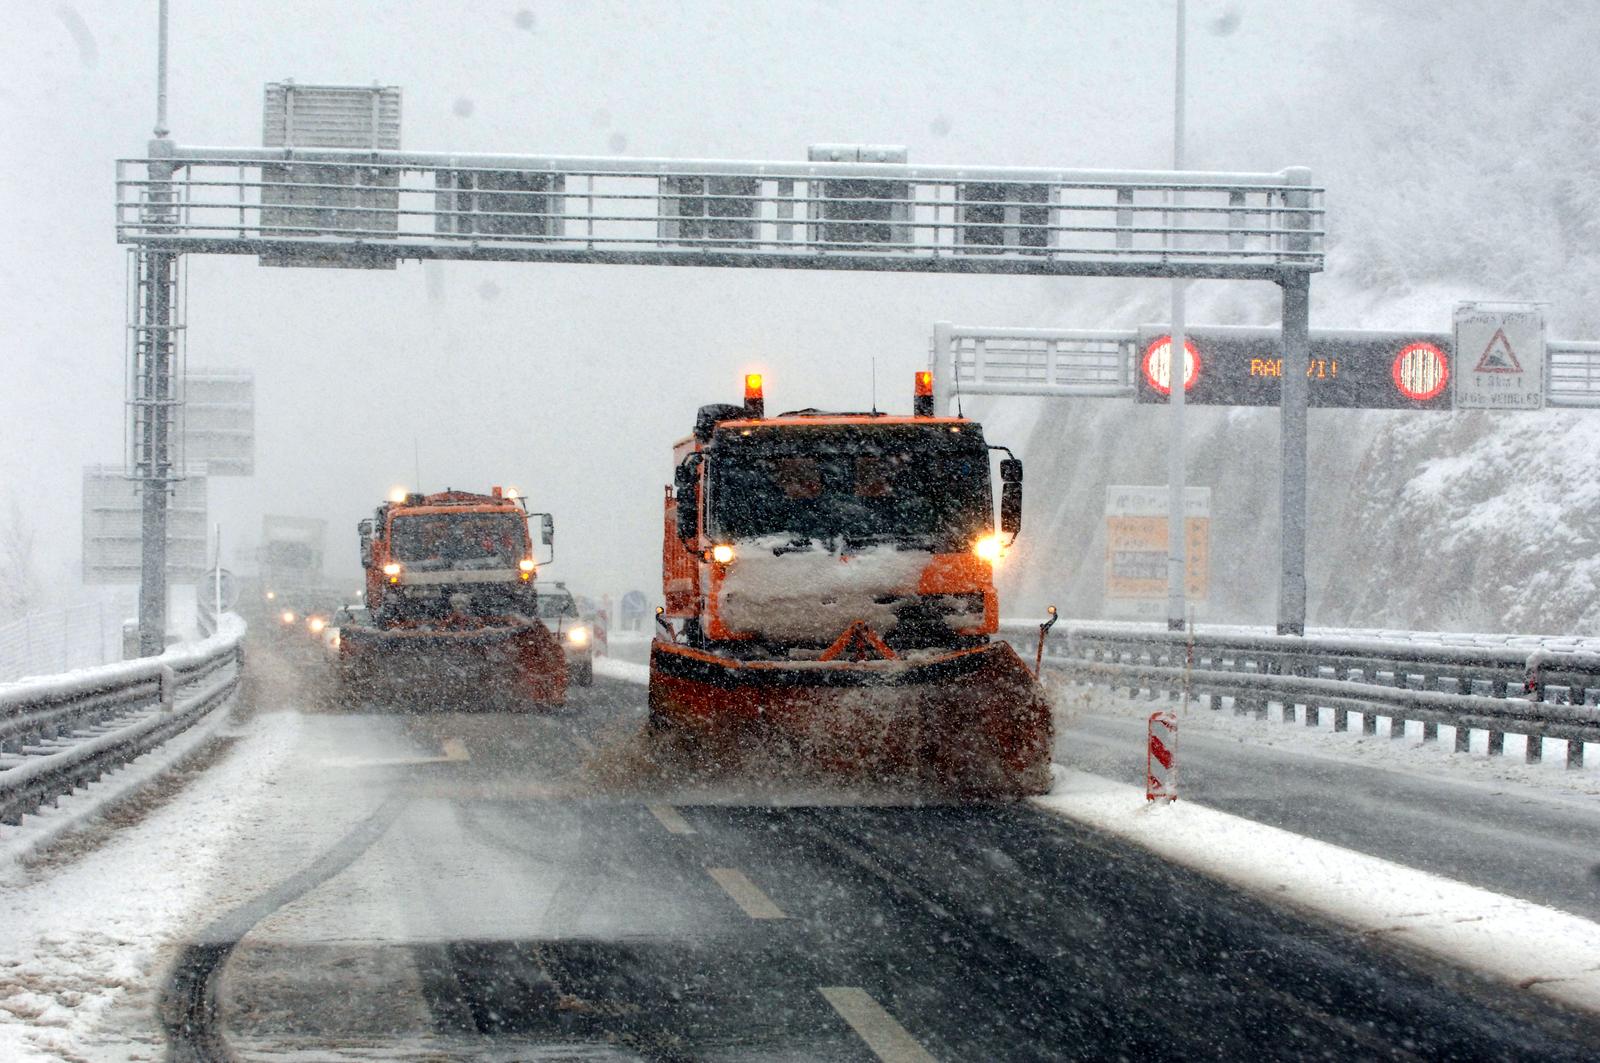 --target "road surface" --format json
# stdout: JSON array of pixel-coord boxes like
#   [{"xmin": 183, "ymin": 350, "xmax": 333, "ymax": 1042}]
[{"xmin": 141, "ymin": 638, "xmax": 1600, "ymax": 1060}]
